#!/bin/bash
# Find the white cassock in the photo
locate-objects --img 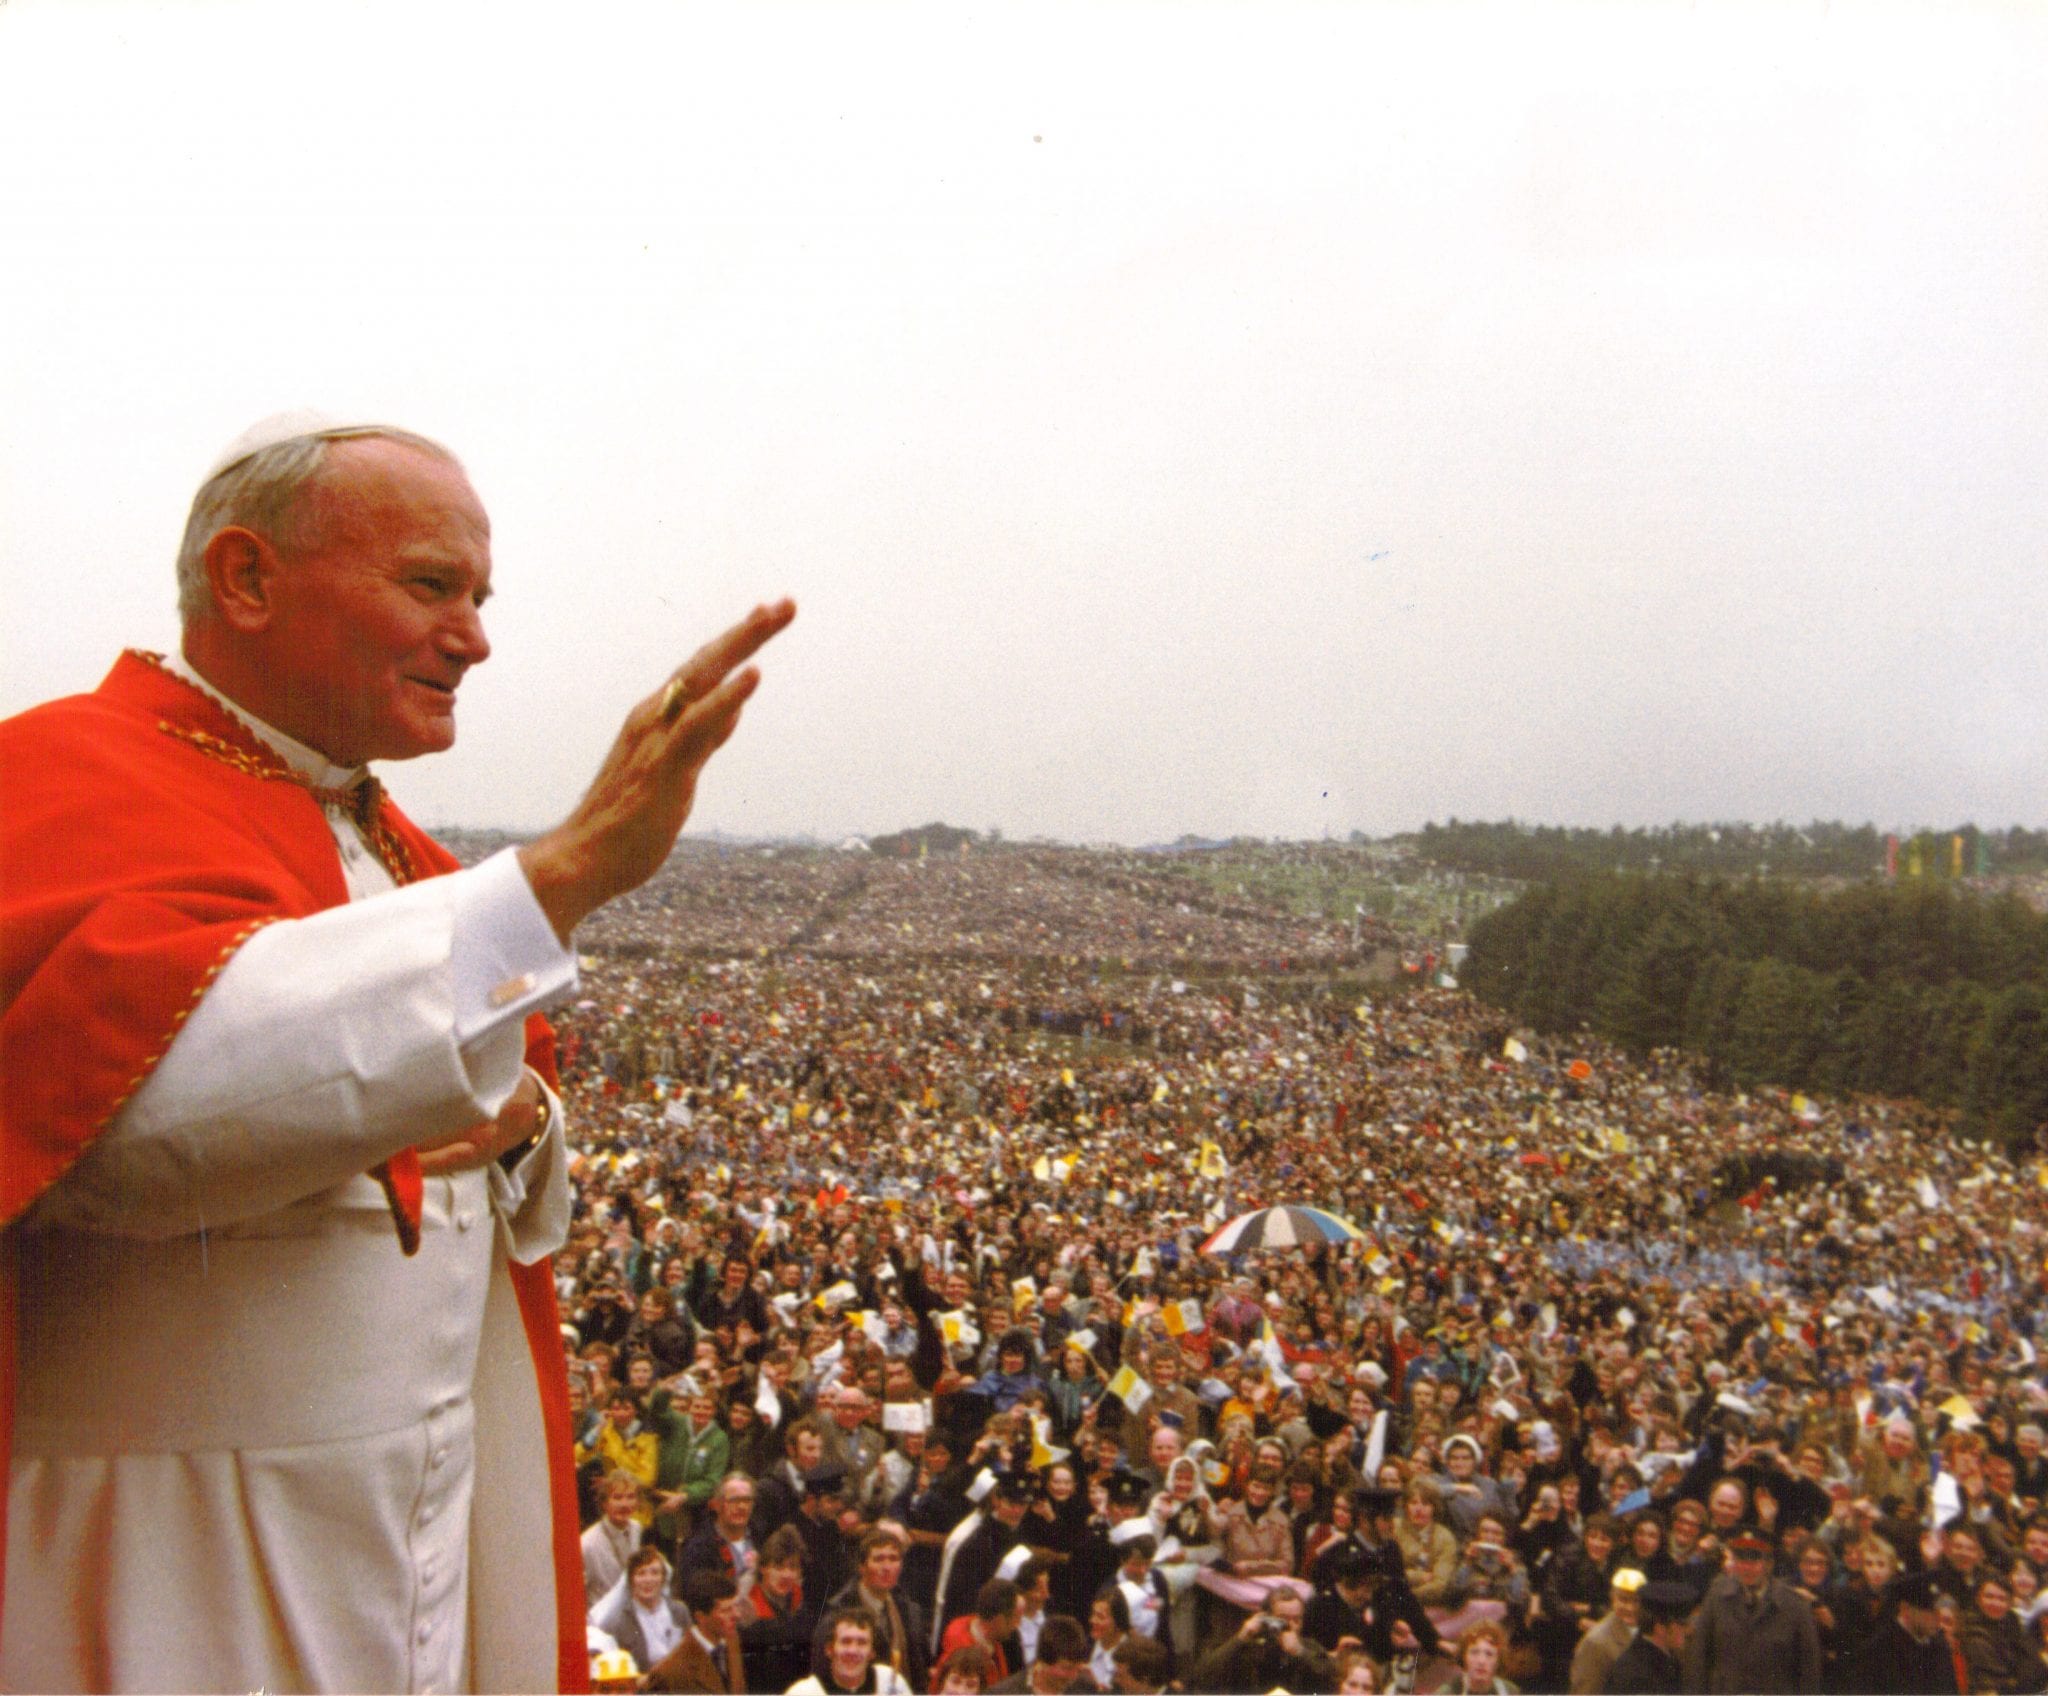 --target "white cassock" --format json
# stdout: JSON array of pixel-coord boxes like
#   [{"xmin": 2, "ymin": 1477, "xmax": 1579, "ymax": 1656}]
[{"xmin": 3, "ymin": 665, "xmax": 578, "ymax": 1694}]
